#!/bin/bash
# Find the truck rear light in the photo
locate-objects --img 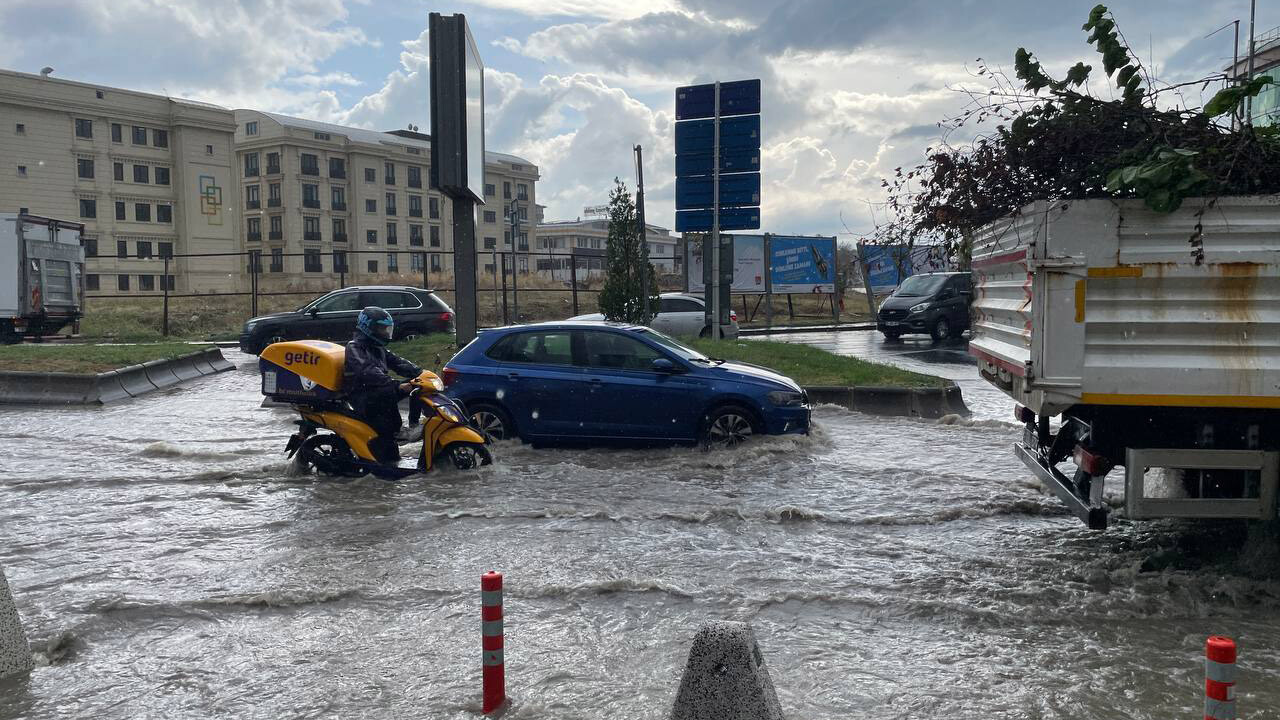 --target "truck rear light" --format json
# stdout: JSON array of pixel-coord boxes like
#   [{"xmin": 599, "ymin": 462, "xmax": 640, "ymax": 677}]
[
  {"xmin": 1073, "ymin": 445, "xmax": 1113, "ymax": 476},
  {"xmin": 1014, "ymin": 405, "xmax": 1035, "ymax": 424},
  {"xmin": 441, "ymin": 366, "xmax": 459, "ymax": 387}
]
